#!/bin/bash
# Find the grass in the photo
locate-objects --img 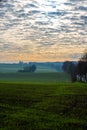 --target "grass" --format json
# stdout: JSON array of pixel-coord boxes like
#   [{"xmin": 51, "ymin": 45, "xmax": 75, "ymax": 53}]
[
  {"xmin": 0, "ymin": 82, "xmax": 87, "ymax": 130},
  {"xmin": 0, "ymin": 72, "xmax": 70, "ymax": 83}
]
